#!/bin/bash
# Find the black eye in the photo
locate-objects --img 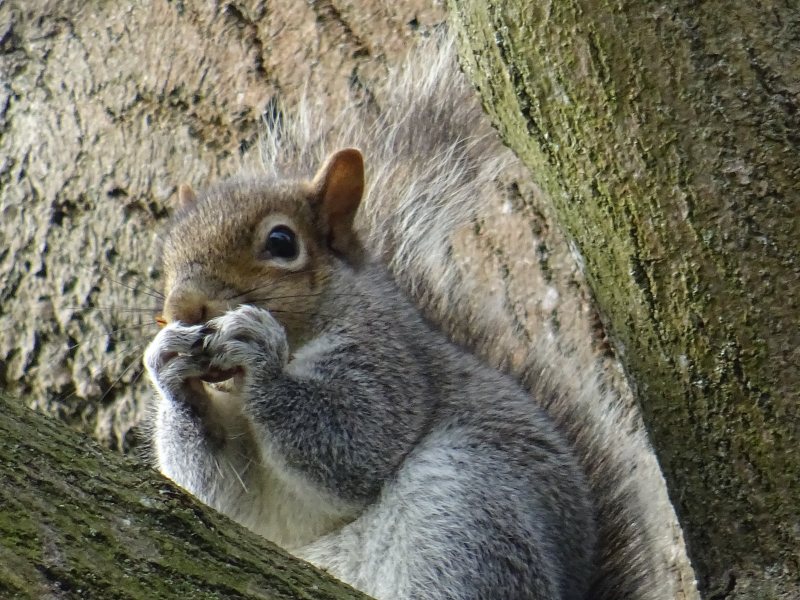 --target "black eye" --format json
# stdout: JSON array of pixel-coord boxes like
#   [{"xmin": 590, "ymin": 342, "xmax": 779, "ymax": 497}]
[{"xmin": 265, "ymin": 225, "xmax": 299, "ymax": 260}]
